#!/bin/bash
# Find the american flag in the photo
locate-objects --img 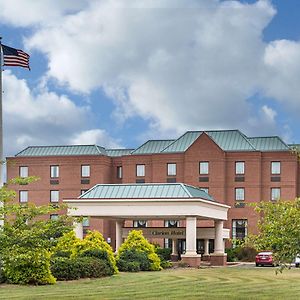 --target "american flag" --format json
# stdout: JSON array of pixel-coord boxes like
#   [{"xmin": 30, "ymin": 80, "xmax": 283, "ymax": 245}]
[{"xmin": 1, "ymin": 44, "xmax": 30, "ymax": 70}]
